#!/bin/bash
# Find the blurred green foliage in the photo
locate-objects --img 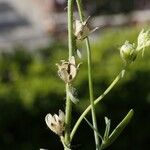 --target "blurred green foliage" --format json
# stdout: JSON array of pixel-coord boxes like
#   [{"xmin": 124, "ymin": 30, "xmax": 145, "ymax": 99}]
[{"xmin": 0, "ymin": 27, "xmax": 150, "ymax": 150}]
